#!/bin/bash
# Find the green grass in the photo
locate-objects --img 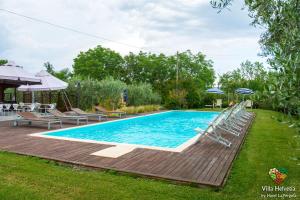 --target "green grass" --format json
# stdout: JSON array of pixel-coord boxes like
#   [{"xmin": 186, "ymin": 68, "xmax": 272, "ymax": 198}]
[{"xmin": 0, "ymin": 109, "xmax": 299, "ymax": 200}]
